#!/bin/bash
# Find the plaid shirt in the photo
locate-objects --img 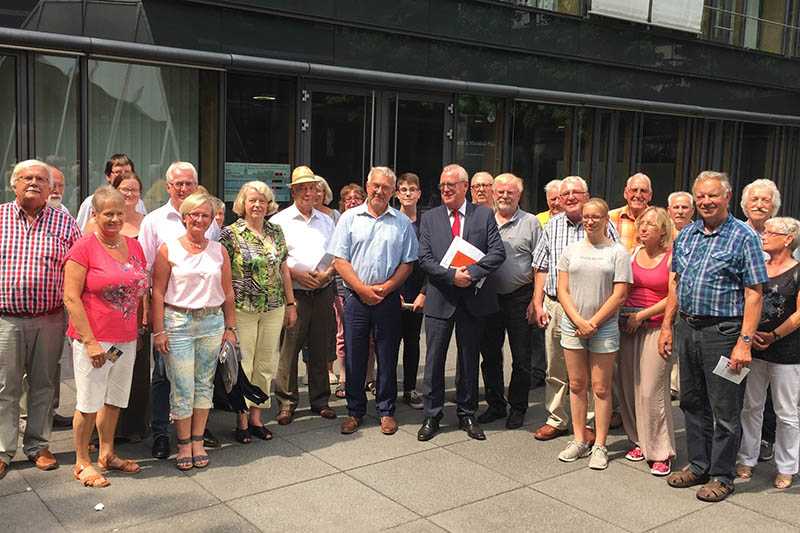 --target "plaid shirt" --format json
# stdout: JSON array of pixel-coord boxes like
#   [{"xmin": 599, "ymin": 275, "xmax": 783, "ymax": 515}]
[
  {"xmin": 532, "ymin": 212, "xmax": 620, "ymax": 298},
  {"xmin": 673, "ymin": 215, "xmax": 768, "ymax": 317},
  {"xmin": 609, "ymin": 205, "xmax": 638, "ymax": 252},
  {"xmin": 0, "ymin": 201, "xmax": 81, "ymax": 315}
]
